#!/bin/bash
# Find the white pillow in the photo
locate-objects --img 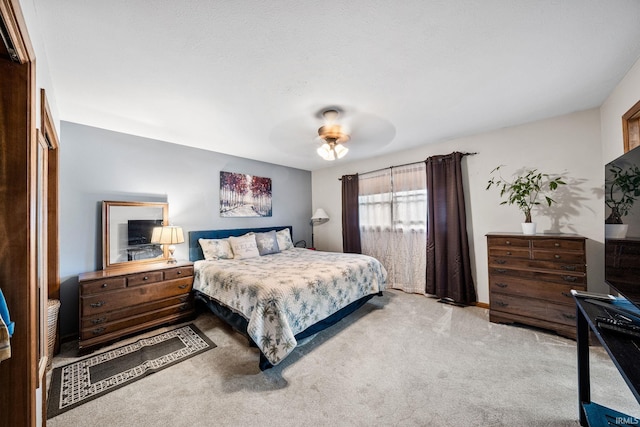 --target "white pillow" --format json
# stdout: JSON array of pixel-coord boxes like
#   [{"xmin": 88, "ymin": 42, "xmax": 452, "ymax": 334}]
[
  {"xmin": 228, "ymin": 234, "xmax": 260, "ymax": 259},
  {"xmin": 276, "ymin": 228, "xmax": 293, "ymax": 251},
  {"xmin": 199, "ymin": 238, "xmax": 234, "ymax": 260}
]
